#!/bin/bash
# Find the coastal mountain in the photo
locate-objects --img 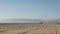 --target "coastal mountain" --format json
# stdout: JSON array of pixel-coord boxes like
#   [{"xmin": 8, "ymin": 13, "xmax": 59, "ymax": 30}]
[
  {"xmin": 0, "ymin": 19, "xmax": 45, "ymax": 23},
  {"xmin": 0, "ymin": 19, "xmax": 60, "ymax": 23}
]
